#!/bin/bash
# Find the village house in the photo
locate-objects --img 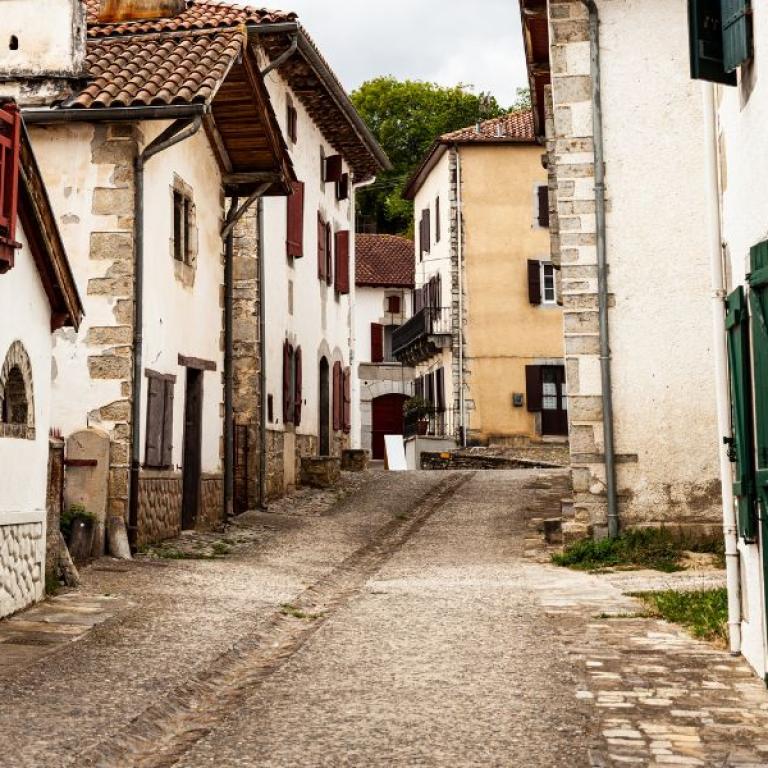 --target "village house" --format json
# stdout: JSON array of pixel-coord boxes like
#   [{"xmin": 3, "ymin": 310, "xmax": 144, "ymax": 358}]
[
  {"xmin": 0, "ymin": 102, "xmax": 83, "ymax": 617},
  {"xmin": 354, "ymin": 234, "xmax": 415, "ymax": 461},
  {"xmin": 520, "ymin": 0, "xmax": 722, "ymax": 541},
  {"xmin": 398, "ymin": 112, "xmax": 565, "ymax": 463}
]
